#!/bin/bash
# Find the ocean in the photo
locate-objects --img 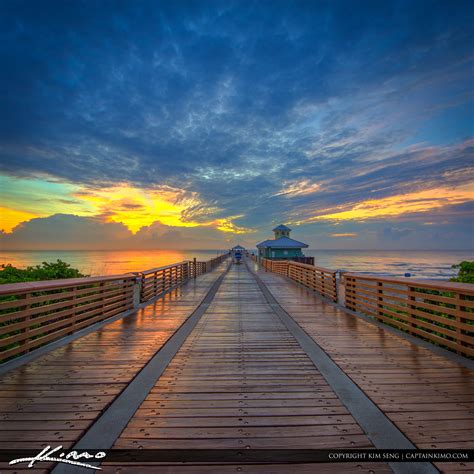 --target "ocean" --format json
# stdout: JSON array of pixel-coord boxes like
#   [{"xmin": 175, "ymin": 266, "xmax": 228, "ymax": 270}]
[{"xmin": 1, "ymin": 249, "xmax": 472, "ymax": 280}]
